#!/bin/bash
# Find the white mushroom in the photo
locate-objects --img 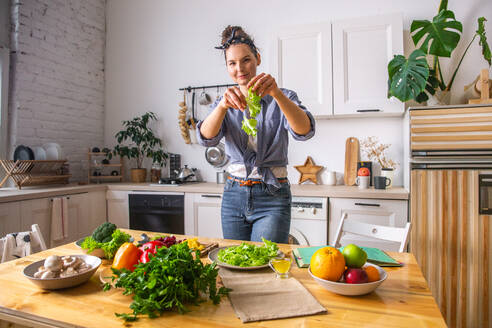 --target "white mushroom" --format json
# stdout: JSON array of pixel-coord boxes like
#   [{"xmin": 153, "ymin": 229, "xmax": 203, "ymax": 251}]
[
  {"xmin": 77, "ymin": 262, "xmax": 89, "ymax": 273},
  {"xmin": 62, "ymin": 256, "xmax": 76, "ymax": 268},
  {"xmin": 44, "ymin": 255, "xmax": 63, "ymax": 272},
  {"xmin": 34, "ymin": 270, "xmax": 45, "ymax": 278},
  {"xmin": 60, "ymin": 267, "xmax": 77, "ymax": 277},
  {"xmin": 34, "ymin": 255, "xmax": 89, "ymax": 279},
  {"xmin": 40, "ymin": 270, "xmax": 56, "ymax": 279}
]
